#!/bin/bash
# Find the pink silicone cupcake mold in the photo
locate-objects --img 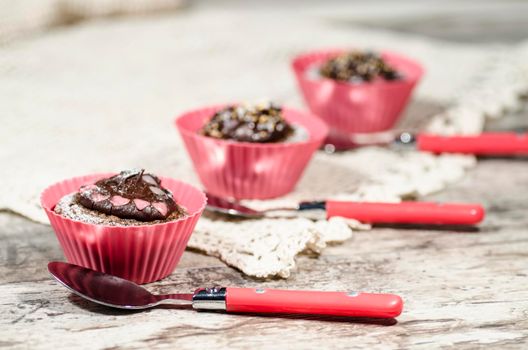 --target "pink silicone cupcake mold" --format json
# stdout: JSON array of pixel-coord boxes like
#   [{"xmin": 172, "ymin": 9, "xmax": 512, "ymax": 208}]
[
  {"xmin": 41, "ymin": 174, "xmax": 206, "ymax": 284},
  {"xmin": 292, "ymin": 49, "xmax": 424, "ymax": 149},
  {"xmin": 175, "ymin": 105, "xmax": 328, "ymax": 200}
]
